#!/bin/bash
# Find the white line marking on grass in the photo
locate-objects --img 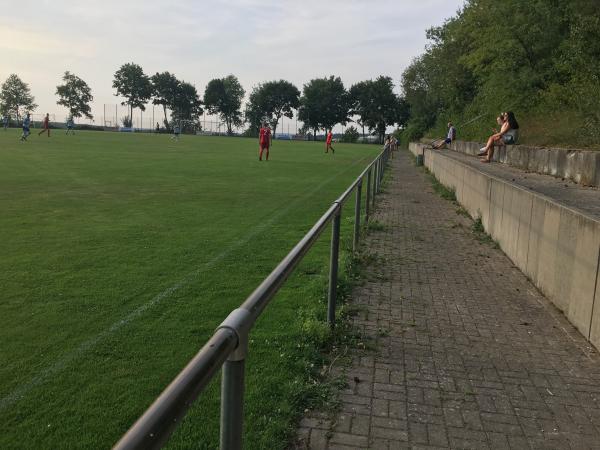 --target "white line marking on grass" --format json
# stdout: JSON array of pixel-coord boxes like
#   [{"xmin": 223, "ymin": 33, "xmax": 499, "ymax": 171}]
[{"xmin": 0, "ymin": 154, "xmax": 372, "ymax": 411}]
